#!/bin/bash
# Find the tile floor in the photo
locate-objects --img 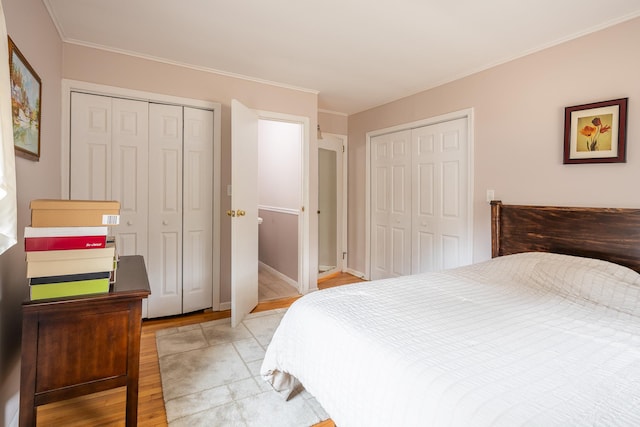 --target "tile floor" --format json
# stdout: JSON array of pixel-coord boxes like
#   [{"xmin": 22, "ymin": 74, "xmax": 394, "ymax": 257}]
[{"xmin": 156, "ymin": 309, "xmax": 328, "ymax": 426}]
